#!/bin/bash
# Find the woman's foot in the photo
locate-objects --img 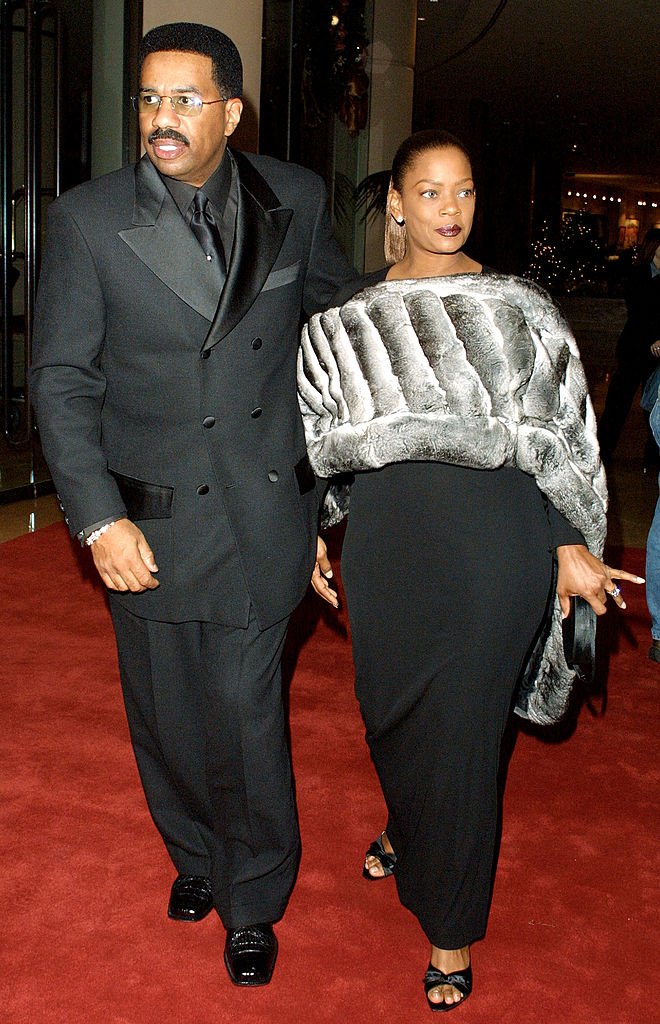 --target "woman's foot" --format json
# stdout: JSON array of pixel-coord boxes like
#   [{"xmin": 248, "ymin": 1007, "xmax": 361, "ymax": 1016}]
[
  {"xmin": 363, "ymin": 830, "xmax": 396, "ymax": 879},
  {"xmin": 424, "ymin": 946, "xmax": 471, "ymax": 1011}
]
